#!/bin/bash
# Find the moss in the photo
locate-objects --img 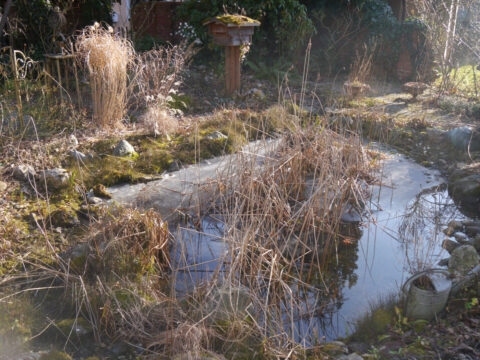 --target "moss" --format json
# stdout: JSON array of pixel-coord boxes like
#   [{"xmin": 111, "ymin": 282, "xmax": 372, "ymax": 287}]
[
  {"xmin": 70, "ymin": 106, "xmax": 295, "ymax": 188},
  {"xmin": 55, "ymin": 317, "xmax": 92, "ymax": 336},
  {"xmin": 39, "ymin": 351, "xmax": 73, "ymax": 360},
  {"xmin": 92, "ymin": 184, "xmax": 112, "ymax": 199},
  {"xmin": 210, "ymin": 14, "xmax": 260, "ymax": 26}
]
